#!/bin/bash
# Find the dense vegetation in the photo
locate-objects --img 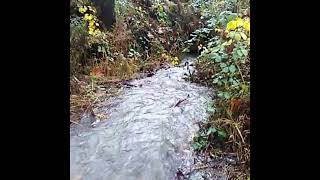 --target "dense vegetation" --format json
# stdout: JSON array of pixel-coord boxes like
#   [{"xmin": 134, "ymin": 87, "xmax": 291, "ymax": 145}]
[
  {"xmin": 186, "ymin": 0, "xmax": 250, "ymax": 178},
  {"xmin": 70, "ymin": 0, "xmax": 250, "ymax": 178},
  {"xmin": 70, "ymin": 0, "xmax": 201, "ymax": 121}
]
